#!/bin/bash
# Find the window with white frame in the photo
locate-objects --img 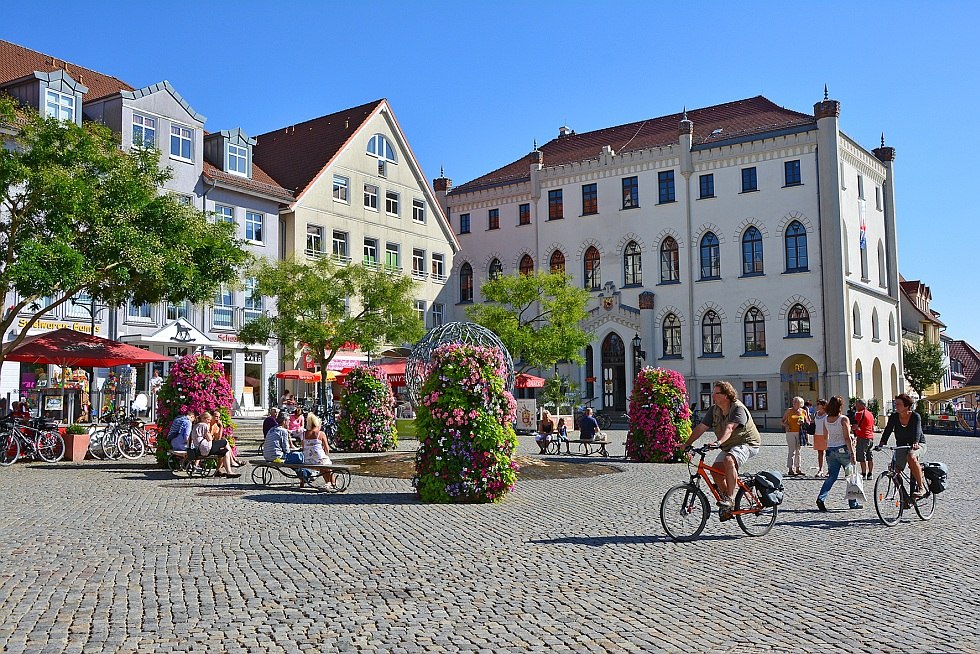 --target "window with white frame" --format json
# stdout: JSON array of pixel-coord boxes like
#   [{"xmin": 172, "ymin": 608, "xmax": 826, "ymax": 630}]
[
  {"xmin": 414, "ymin": 300, "xmax": 426, "ymax": 322},
  {"xmin": 166, "ymin": 301, "xmax": 189, "ymax": 321},
  {"xmin": 333, "ymin": 175, "xmax": 349, "ymax": 202},
  {"xmin": 306, "ymin": 225, "xmax": 324, "ymax": 255},
  {"xmin": 385, "ymin": 242, "xmax": 400, "ymax": 271},
  {"xmin": 127, "ymin": 300, "xmax": 152, "ymax": 321},
  {"xmin": 367, "ymin": 134, "xmax": 397, "ymax": 177},
  {"xmin": 132, "ymin": 114, "xmax": 156, "ymax": 148},
  {"xmin": 243, "ymin": 277, "xmax": 263, "ymax": 323},
  {"xmin": 213, "ymin": 286, "xmax": 235, "ymax": 329},
  {"xmin": 332, "ymin": 231, "xmax": 350, "ymax": 262},
  {"xmin": 214, "ymin": 204, "xmax": 234, "ymax": 224},
  {"xmin": 170, "ymin": 124, "xmax": 193, "ymax": 160},
  {"xmin": 363, "ymin": 238, "xmax": 378, "ymax": 266},
  {"xmin": 431, "ymin": 303, "xmax": 445, "ymax": 327},
  {"xmin": 364, "ymin": 184, "xmax": 378, "ymax": 210},
  {"xmin": 431, "ymin": 253, "xmax": 445, "ymax": 281},
  {"xmin": 245, "ymin": 211, "xmax": 263, "ymax": 243},
  {"xmin": 45, "ymin": 89, "xmax": 74, "ymax": 121},
  {"xmin": 412, "ymin": 198, "xmax": 425, "ymax": 223},
  {"xmin": 227, "ymin": 143, "xmax": 248, "ymax": 175},
  {"xmin": 385, "ymin": 190, "xmax": 400, "ymax": 216},
  {"xmin": 412, "ymin": 248, "xmax": 426, "ymax": 278},
  {"xmin": 175, "ymin": 193, "xmax": 194, "ymax": 206}
]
